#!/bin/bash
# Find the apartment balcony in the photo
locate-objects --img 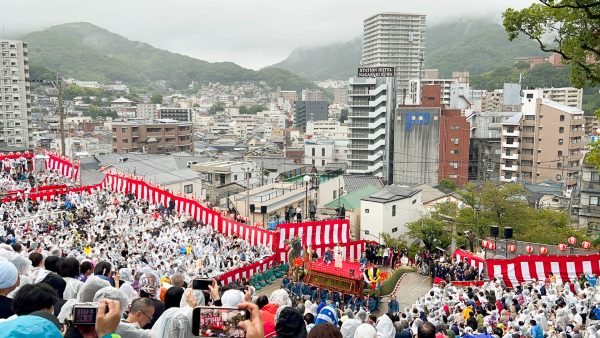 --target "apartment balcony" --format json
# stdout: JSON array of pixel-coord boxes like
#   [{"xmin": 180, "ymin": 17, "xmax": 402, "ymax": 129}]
[
  {"xmin": 568, "ymin": 153, "xmax": 584, "ymax": 162},
  {"xmin": 348, "ymin": 138, "xmax": 385, "ymax": 151},
  {"xmin": 502, "ymin": 141, "xmax": 519, "ymax": 148},
  {"xmin": 581, "ymin": 181, "xmax": 600, "ymax": 192},
  {"xmin": 369, "ymin": 84, "xmax": 388, "ymax": 96},
  {"xmin": 503, "ymin": 130, "xmax": 520, "ymax": 137},
  {"xmin": 501, "ymin": 153, "xmax": 519, "ymax": 160},
  {"xmin": 348, "ymin": 117, "xmax": 386, "ymax": 129},
  {"xmin": 501, "ymin": 164, "xmax": 519, "ymax": 171},
  {"xmin": 579, "ymin": 205, "xmax": 600, "ymax": 217},
  {"xmin": 571, "ymin": 119, "xmax": 585, "ymax": 126},
  {"xmin": 347, "ymin": 152, "xmax": 382, "ymax": 162},
  {"xmin": 347, "ymin": 161, "xmax": 383, "ymax": 174},
  {"xmin": 569, "ymin": 142, "xmax": 583, "ymax": 150},
  {"xmin": 520, "ymin": 154, "xmax": 534, "ymax": 161},
  {"xmin": 523, "ymin": 119, "xmax": 536, "ymax": 126},
  {"xmin": 570, "ymin": 130, "xmax": 585, "ymax": 138},
  {"xmin": 348, "ymin": 90, "xmax": 370, "ymax": 96}
]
